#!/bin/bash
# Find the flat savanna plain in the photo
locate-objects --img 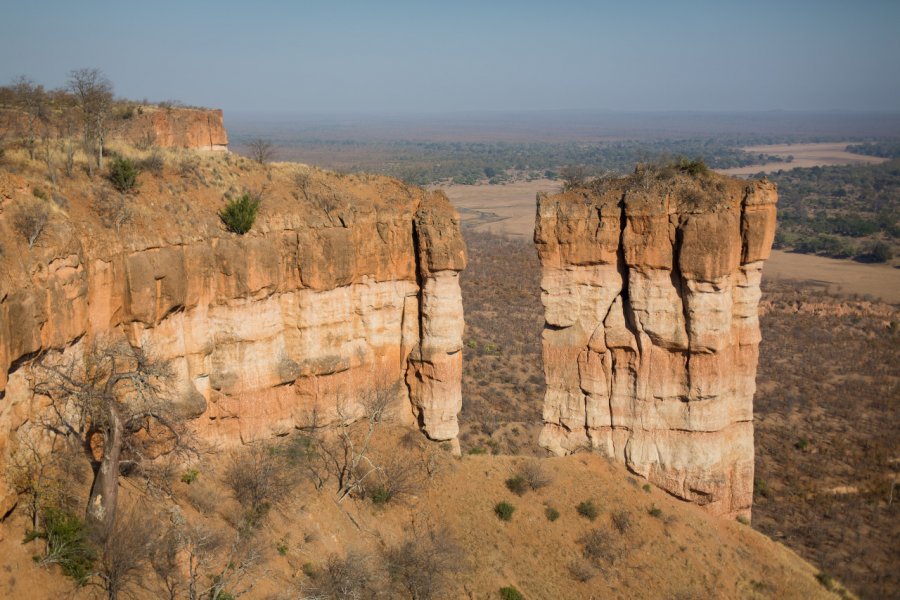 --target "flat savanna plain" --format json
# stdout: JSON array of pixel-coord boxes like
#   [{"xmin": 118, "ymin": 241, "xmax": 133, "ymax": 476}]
[
  {"xmin": 457, "ymin": 230, "xmax": 899, "ymax": 600},
  {"xmin": 717, "ymin": 142, "xmax": 887, "ymax": 176}
]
